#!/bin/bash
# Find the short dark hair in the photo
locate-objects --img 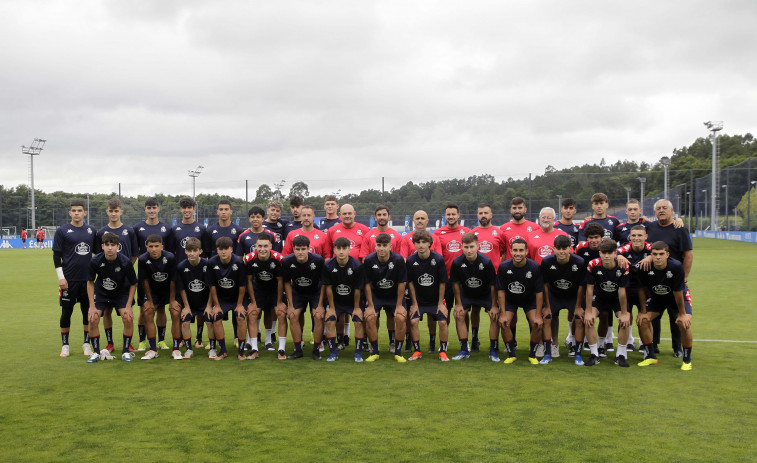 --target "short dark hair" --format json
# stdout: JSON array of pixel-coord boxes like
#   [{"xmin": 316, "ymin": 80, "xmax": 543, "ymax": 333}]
[
  {"xmin": 179, "ymin": 197, "xmax": 196, "ymax": 209},
  {"xmin": 477, "ymin": 202, "xmax": 492, "ymax": 210},
  {"xmin": 215, "ymin": 236, "xmax": 233, "ymax": 250},
  {"xmin": 591, "ymin": 193, "xmax": 608, "ymax": 204},
  {"xmin": 553, "ymin": 235, "xmax": 571, "ymax": 249},
  {"xmin": 146, "ymin": 234, "xmax": 163, "ymax": 244},
  {"xmin": 583, "ymin": 222, "xmax": 605, "ymax": 239},
  {"xmin": 101, "ymin": 233, "xmax": 120, "ymax": 246},
  {"xmin": 511, "ymin": 238, "xmax": 527, "ymax": 249},
  {"xmin": 375, "ymin": 205, "xmax": 390, "ymax": 215},
  {"xmin": 256, "ymin": 233, "xmax": 272, "ymax": 243},
  {"xmin": 462, "ymin": 232, "xmax": 478, "ymax": 244},
  {"xmin": 248, "ymin": 206, "xmax": 265, "ymax": 218},
  {"xmin": 292, "ymin": 235, "xmax": 310, "ymax": 248},
  {"xmin": 333, "ymin": 237, "xmax": 351, "ymax": 249},
  {"xmin": 631, "ymin": 224, "xmax": 647, "ymax": 233},
  {"xmin": 324, "ymin": 195, "xmax": 338, "ymax": 203},
  {"xmin": 69, "ymin": 199, "xmax": 86, "ymax": 209},
  {"xmin": 599, "ymin": 238, "xmax": 617, "ymax": 253},
  {"xmin": 445, "ymin": 203, "xmax": 459, "ymax": 213},
  {"xmin": 144, "ymin": 197, "xmax": 159, "ymax": 207},
  {"xmin": 289, "ymin": 196, "xmax": 304, "ymax": 207},
  {"xmin": 511, "ymin": 197, "xmax": 526, "ymax": 206},
  {"xmin": 185, "ymin": 237, "xmax": 202, "ymax": 251},
  {"xmin": 375, "ymin": 233, "xmax": 392, "ymax": 245},
  {"xmin": 412, "ymin": 230, "xmax": 433, "ymax": 244},
  {"xmin": 106, "ymin": 198, "xmax": 122, "ymax": 210},
  {"xmin": 218, "ymin": 199, "xmax": 231, "ymax": 208},
  {"xmin": 651, "ymin": 241, "xmax": 669, "ymax": 252},
  {"xmin": 561, "ymin": 198, "xmax": 576, "ymax": 209}
]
